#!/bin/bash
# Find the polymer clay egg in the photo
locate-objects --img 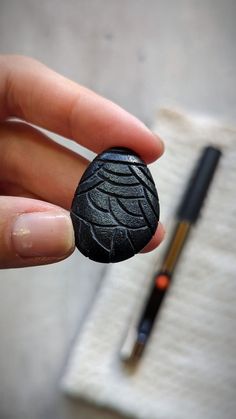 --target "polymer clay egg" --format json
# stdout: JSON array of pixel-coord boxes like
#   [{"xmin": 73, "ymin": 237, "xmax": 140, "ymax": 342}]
[{"xmin": 70, "ymin": 148, "xmax": 159, "ymax": 263}]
